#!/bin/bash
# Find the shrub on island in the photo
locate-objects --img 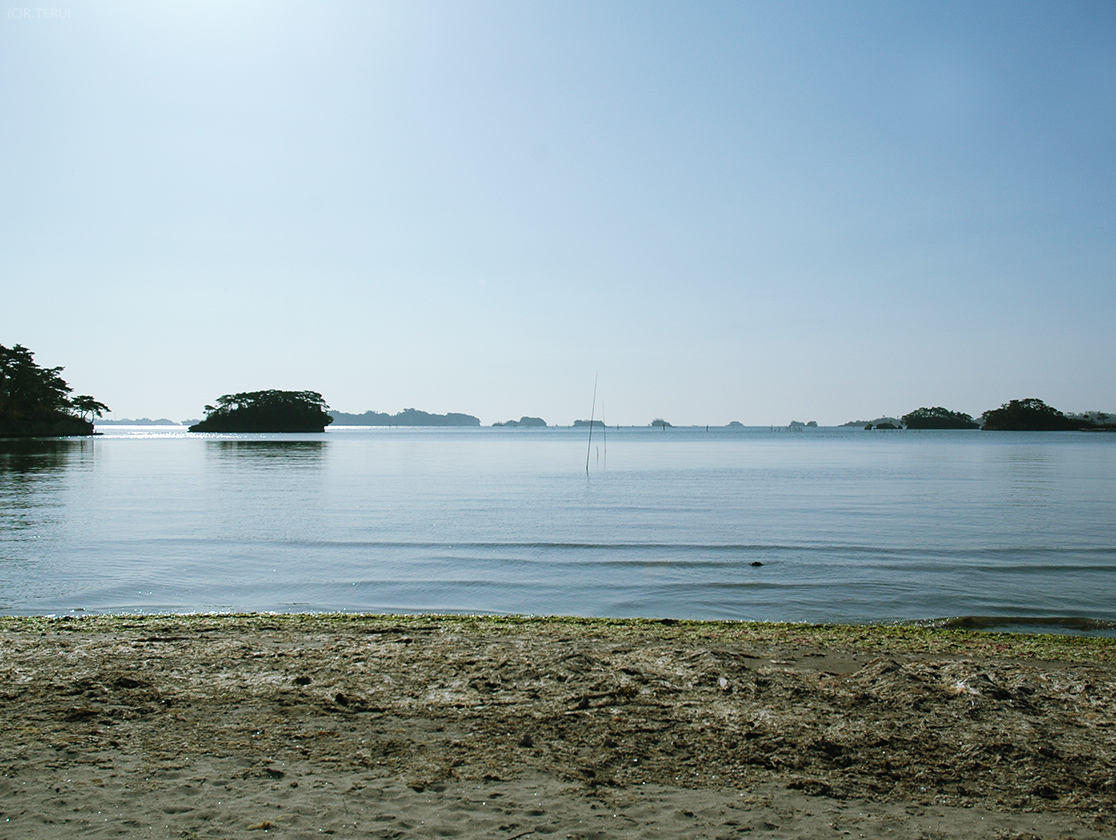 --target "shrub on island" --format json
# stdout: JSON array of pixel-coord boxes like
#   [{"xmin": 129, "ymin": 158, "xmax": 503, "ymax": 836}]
[{"xmin": 188, "ymin": 390, "xmax": 334, "ymax": 433}]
